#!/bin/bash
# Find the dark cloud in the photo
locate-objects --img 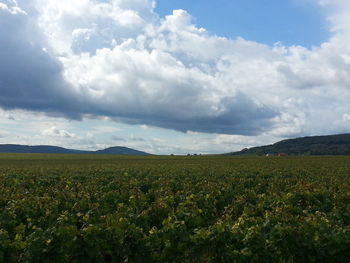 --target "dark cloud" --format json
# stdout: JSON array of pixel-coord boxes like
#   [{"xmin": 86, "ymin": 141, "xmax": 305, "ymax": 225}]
[
  {"xmin": 0, "ymin": 6, "xmax": 80, "ymax": 119},
  {"xmin": 109, "ymin": 93, "xmax": 277, "ymax": 136}
]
